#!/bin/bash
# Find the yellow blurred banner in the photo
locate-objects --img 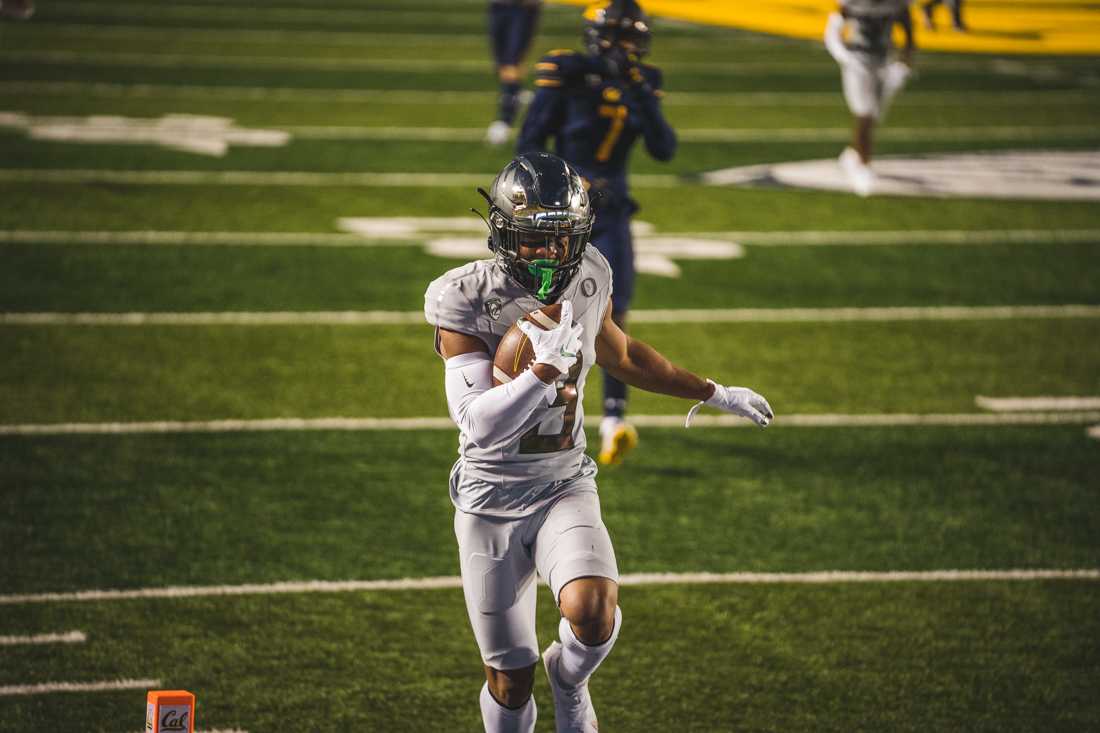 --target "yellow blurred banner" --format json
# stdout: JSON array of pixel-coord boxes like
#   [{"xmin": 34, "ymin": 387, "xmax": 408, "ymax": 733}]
[{"xmin": 555, "ymin": 0, "xmax": 1100, "ymax": 55}]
